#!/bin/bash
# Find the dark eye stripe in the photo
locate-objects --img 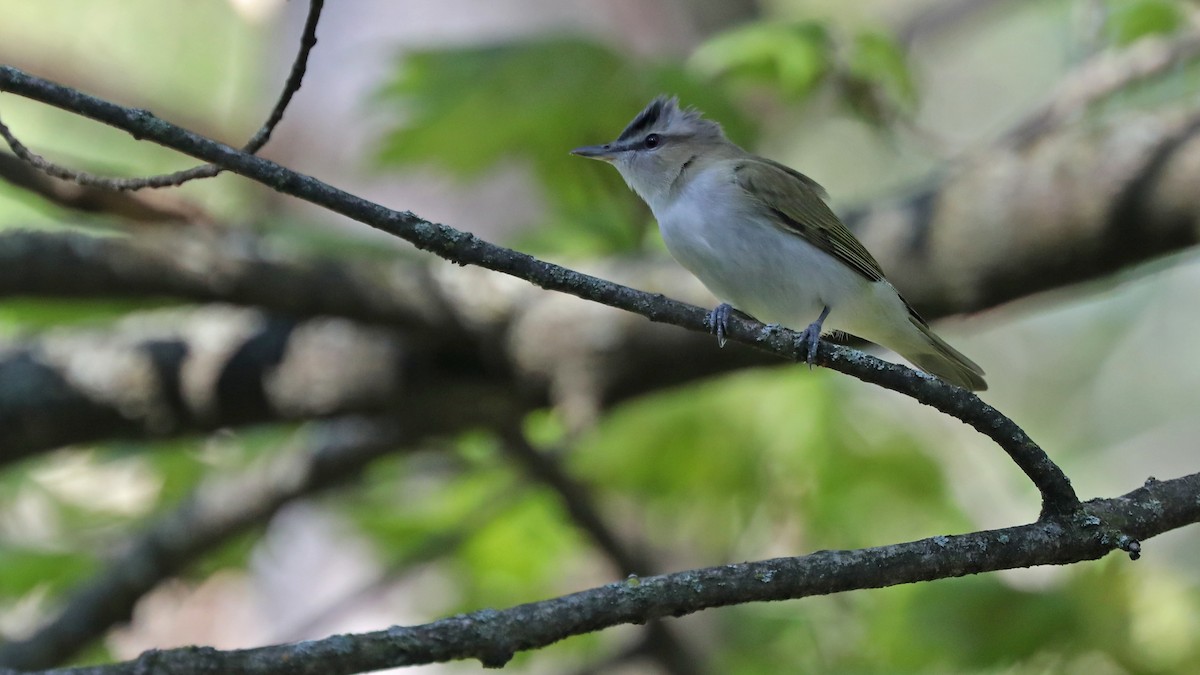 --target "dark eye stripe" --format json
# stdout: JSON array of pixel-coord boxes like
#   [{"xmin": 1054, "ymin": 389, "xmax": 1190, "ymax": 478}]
[{"xmin": 618, "ymin": 97, "xmax": 668, "ymax": 142}]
